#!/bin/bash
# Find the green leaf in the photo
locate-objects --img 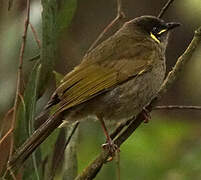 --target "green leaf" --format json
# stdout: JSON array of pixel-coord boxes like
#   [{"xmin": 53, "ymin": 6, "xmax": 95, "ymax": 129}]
[
  {"xmin": 61, "ymin": 125, "xmax": 79, "ymax": 180},
  {"xmin": 38, "ymin": 0, "xmax": 77, "ymax": 165},
  {"xmin": 39, "ymin": 0, "xmax": 77, "ymax": 93},
  {"xmin": 12, "ymin": 0, "xmax": 77, "ymax": 178},
  {"xmin": 56, "ymin": 0, "xmax": 77, "ymax": 34},
  {"xmin": 40, "ymin": 128, "xmax": 60, "ymax": 161},
  {"xmin": 53, "ymin": 71, "xmax": 64, "ymax": 87},
  {"xmin": 15, "ymin": 62, "xmax": 41, "ymax": 146},
  {"xmin": 14, "ymin": 62, "xmax": 41, "ymax": 180}
]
